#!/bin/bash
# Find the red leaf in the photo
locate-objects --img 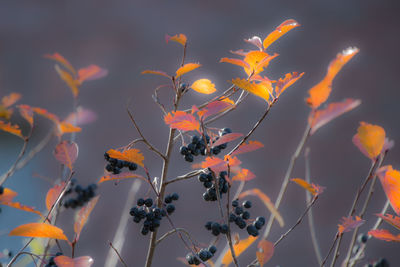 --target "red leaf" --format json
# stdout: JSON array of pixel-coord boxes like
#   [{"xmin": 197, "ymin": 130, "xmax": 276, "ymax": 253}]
[
  {"xmin": 53, "ymin": 141, "xmax": 79, "ymax": 170},
  {"xmin": 54, "ymin": 255, "xmax": 94, "ymax": 267},
  {"xmin": 369, "ymin": 229, "xmax": 400, "ymax": 242},
  {"xmin": 18, "ymin": 104, "xmax": 34, "ymax": 127},
  {"xmin": 77, "ymin": 65, "xmax": 108, "ymax": 84},
  {"xmin": 164, "ymin": 111, "xmax": 200, "ymax": 132},
  {"xmin": 232, "ymin": 168, "xmax": 256, "ymax": 181},
  {"xmin": 64, "ymin": 107, "xmax": 97, "ymax": 126},
  {"xmin": 46, "ymin": 182, "xmax": 65, "ymax": 211},
  {"xmin": 74, "ymin": 196, "xmax": 99, "ymax": 242},
  {"xmin": 256, "ymin": 240, "xmax": 274, "ymax": 267},
  {"xmin": 338, "ymin": 216, "xmax": 365, "ymax": 234},
  {"xmin": 376, "ymin": 165, "xmax": 400, "ymax": 215},
  {"xmin": 212, "ymin": 133, "xmax": 243, "ymax": 148},
  {"xmin": 275, "ymin": 72, "xmax": 304, "ymax": 97},
  {"xmin": 197, "ymin": 100, "xmax": 234, "ymax": 120},
  {"xmin": 376, "ymin": 214, "xmax": 400, "ymax": 230},
  {"xmin": 98, "ymin": 172, "xmax": 147, "ymax": 184},
  {"xmin": 44, "ymin": 53, "xmax": 76, "ymax": 75},
  {"xmin": 309, "ymin": 99, "xmax": 361, "ymax": 135},
  {"xmin": 231, "ymin": 140, "xmax": 264, "ymax": 156}
]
